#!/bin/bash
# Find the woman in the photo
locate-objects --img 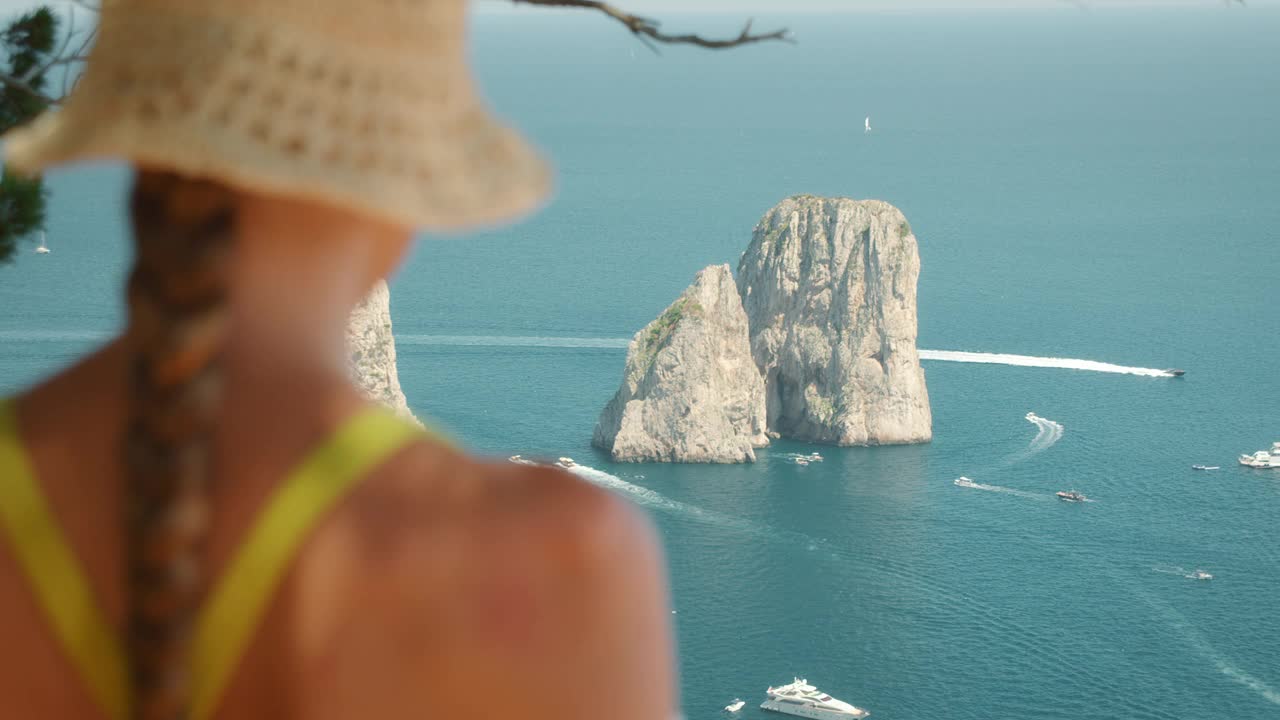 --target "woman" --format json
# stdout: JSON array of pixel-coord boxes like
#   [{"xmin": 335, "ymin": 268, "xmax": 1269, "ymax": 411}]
[{"xmin": 0, "ymin": 2, "xmax": 676, "ymax": 719}]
